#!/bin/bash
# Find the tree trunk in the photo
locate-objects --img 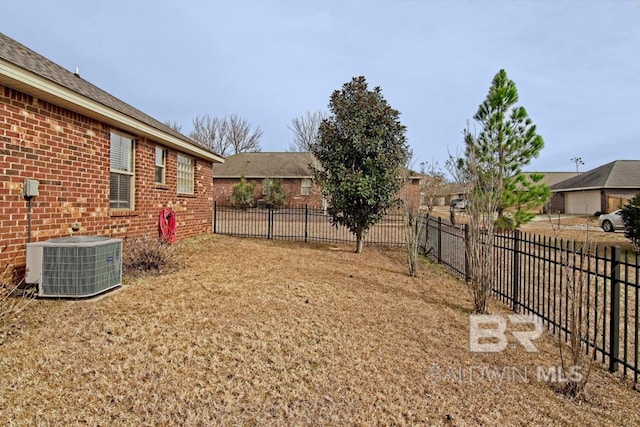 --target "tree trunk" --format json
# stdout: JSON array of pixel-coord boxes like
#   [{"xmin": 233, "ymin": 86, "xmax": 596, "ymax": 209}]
[{"xmin": 355, "ymin": 226, "xmax": 364, "ymax": 253}]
